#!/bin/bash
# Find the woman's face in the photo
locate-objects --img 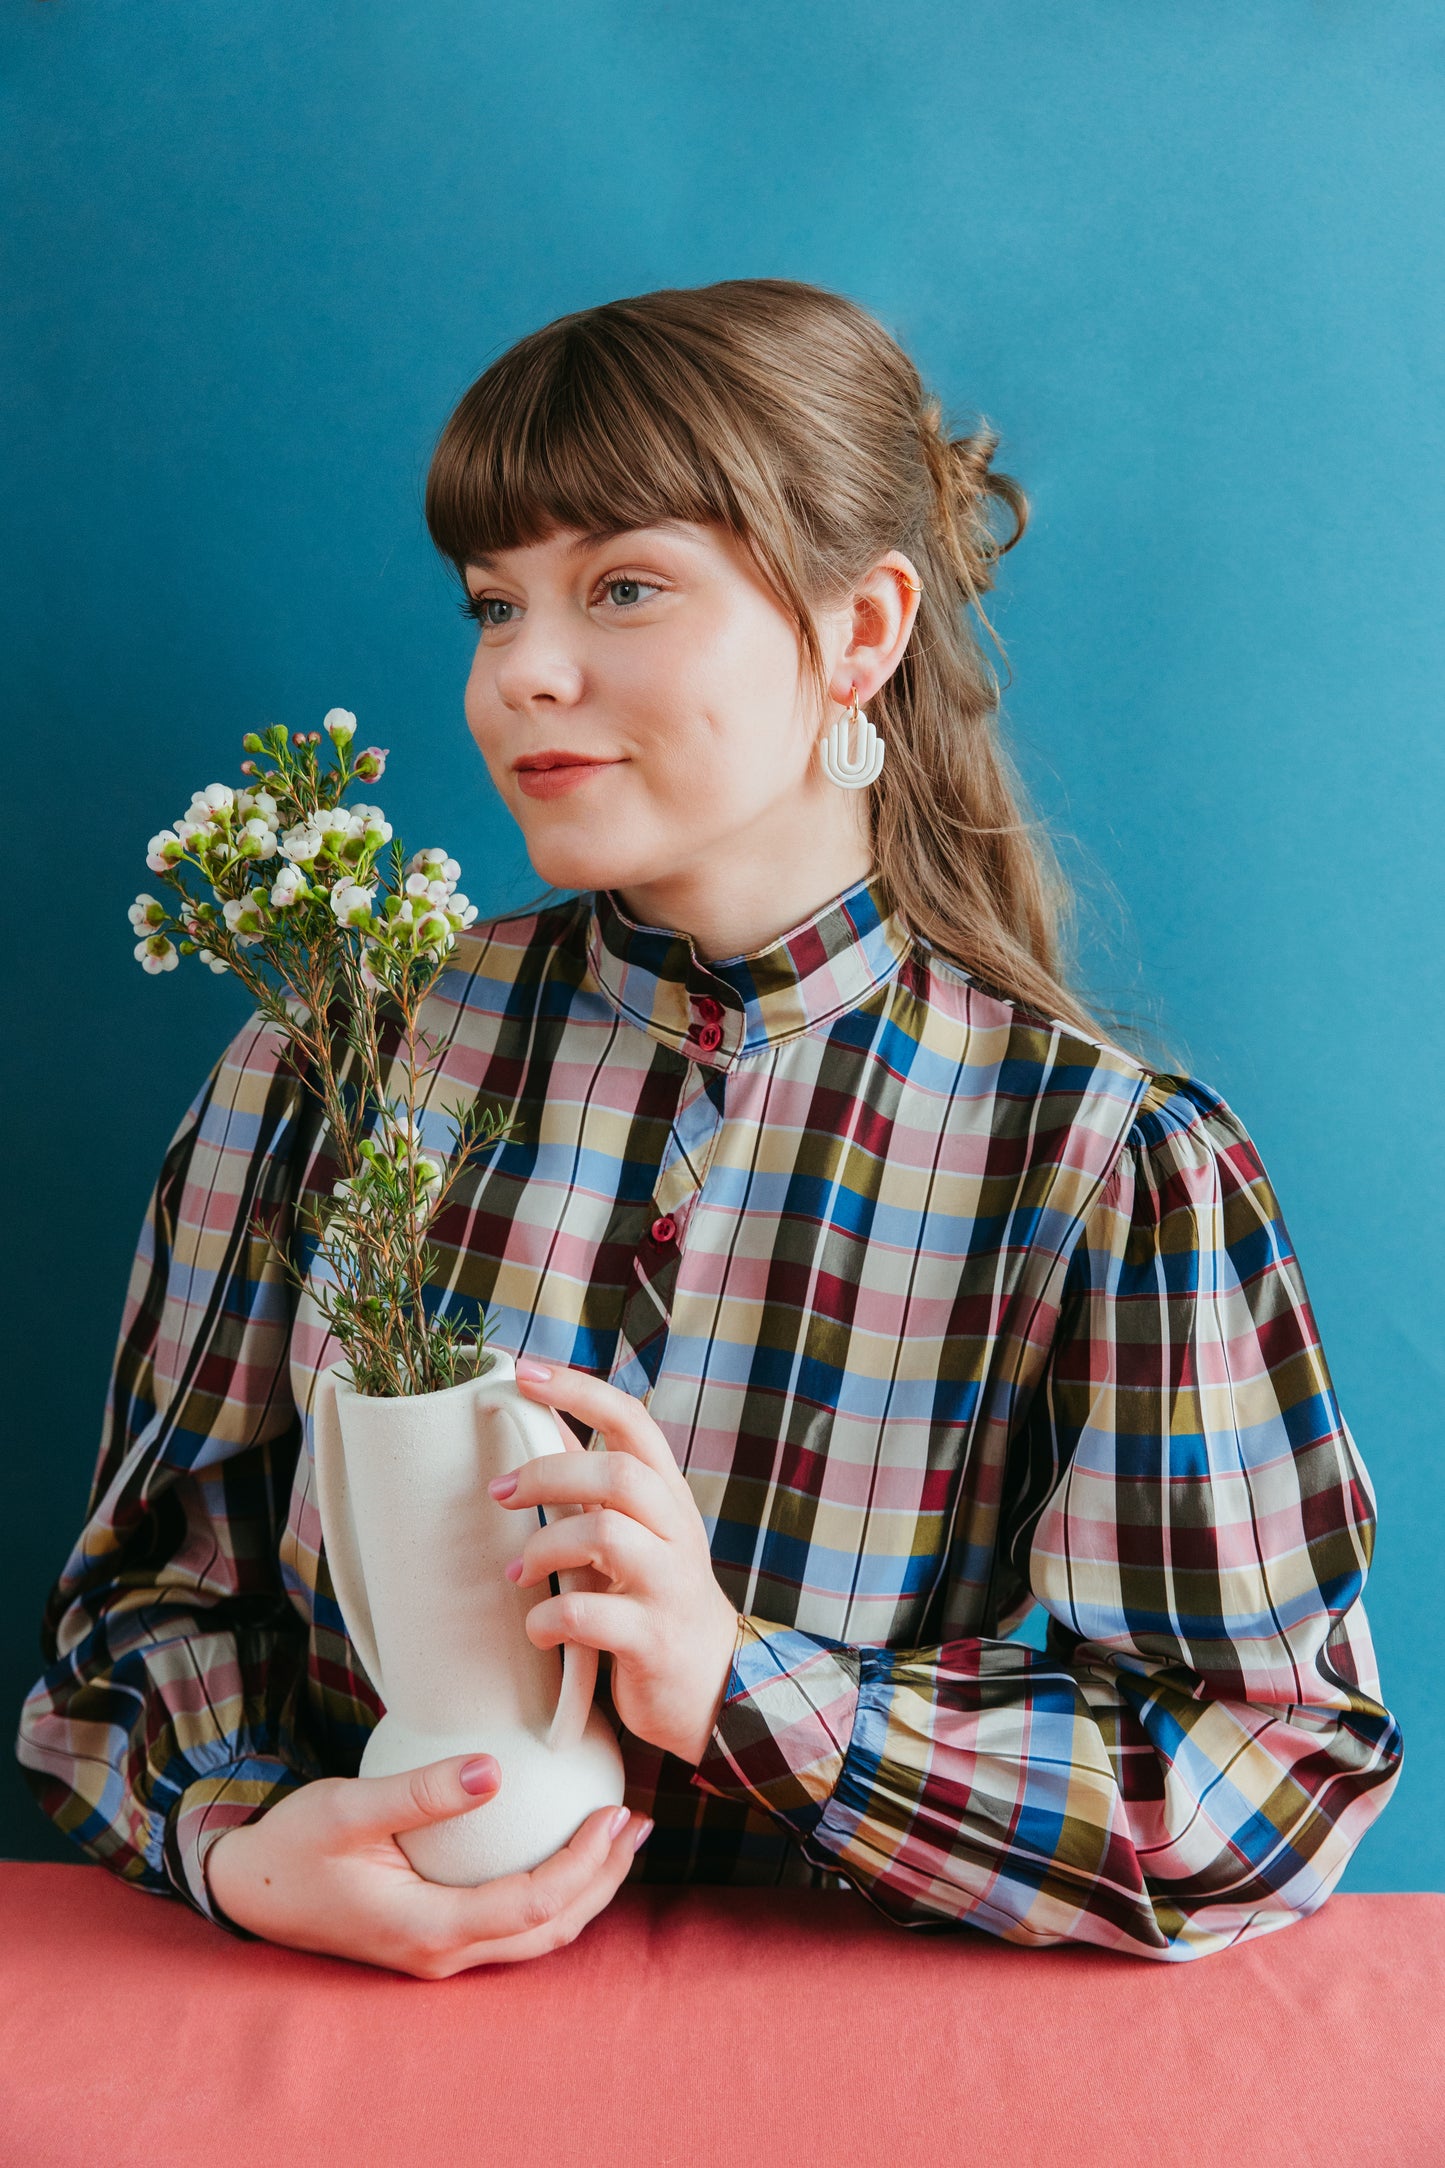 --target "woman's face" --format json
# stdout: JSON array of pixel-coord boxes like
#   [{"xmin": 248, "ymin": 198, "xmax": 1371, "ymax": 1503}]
[{"xmin": 458, "ymin": 519, "xmax": 910, "ymax": 925}]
